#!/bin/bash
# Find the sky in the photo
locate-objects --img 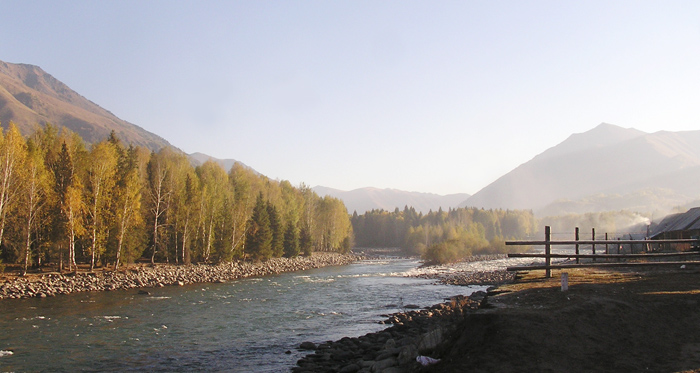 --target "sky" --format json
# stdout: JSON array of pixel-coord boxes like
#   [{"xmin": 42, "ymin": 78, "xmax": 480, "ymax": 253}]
[{"xmin": 1, "ymin": 1, "xmax": 700, "ymax": 195}]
